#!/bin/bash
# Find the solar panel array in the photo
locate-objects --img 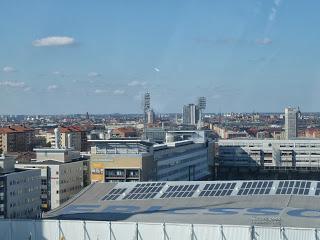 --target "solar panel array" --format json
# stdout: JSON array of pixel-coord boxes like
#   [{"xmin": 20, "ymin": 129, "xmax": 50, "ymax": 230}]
[
  {"xmin": 276, "ymin": 181, "xmax": 311, "ymax": 195},
  {"xmin": 160, "ymin": 184, "xmax": 199, "ymax": 198},
  {"xmin": 101, "ymin": 188, "xmax": 126, "ymax": 201},
  {"xmin": 199, "ymin": 182, "xmax": 236, "ymax": 197},
  {"xmin": 237, "ymin": 181, "xmax": 273, "ymax": 196},
  {"xmin": 101, "ymin": 180, "xmax": 320, "ymax": 201},
  {"xmin": 123, "ymin": 182, "xmax": 166, "ymax": 200}
]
